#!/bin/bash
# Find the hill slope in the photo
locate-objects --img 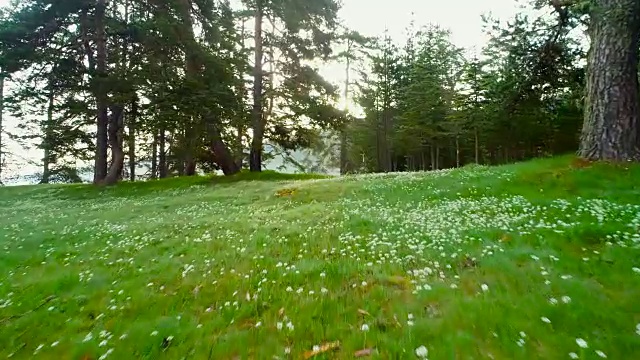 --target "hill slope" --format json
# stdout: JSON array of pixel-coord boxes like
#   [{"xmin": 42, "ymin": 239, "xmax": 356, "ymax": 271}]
[{"xmin": 1, "ymin": 157, "xmax": 640, "ymax": 359}]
